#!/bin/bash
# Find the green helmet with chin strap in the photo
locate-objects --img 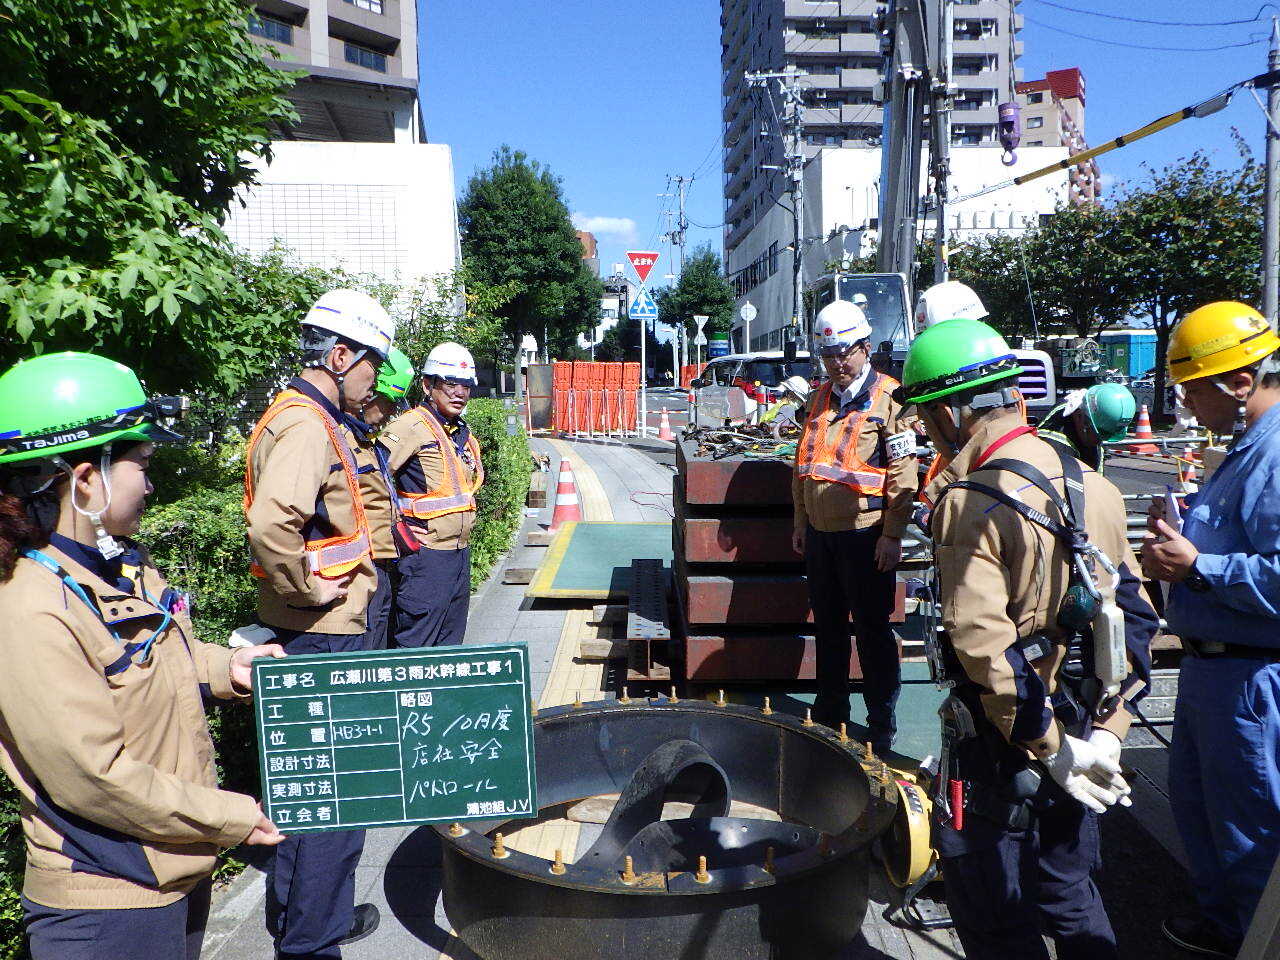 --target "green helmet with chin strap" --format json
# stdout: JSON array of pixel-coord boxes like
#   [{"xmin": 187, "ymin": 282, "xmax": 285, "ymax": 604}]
[
  {"xmin": 0, "ymin": 352, "xmax": 183, "ymax": 467},
  {"xmin": 1078, "ymin": 382, "xmax": 1136, "ymax": 443},
  {"xmin": 373, "ymin": 348, "xmax": 414, "ymax": 403},
  {"xmin": 895, "ymin": 318, "xmax": 1024, "ymax": 406}
]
